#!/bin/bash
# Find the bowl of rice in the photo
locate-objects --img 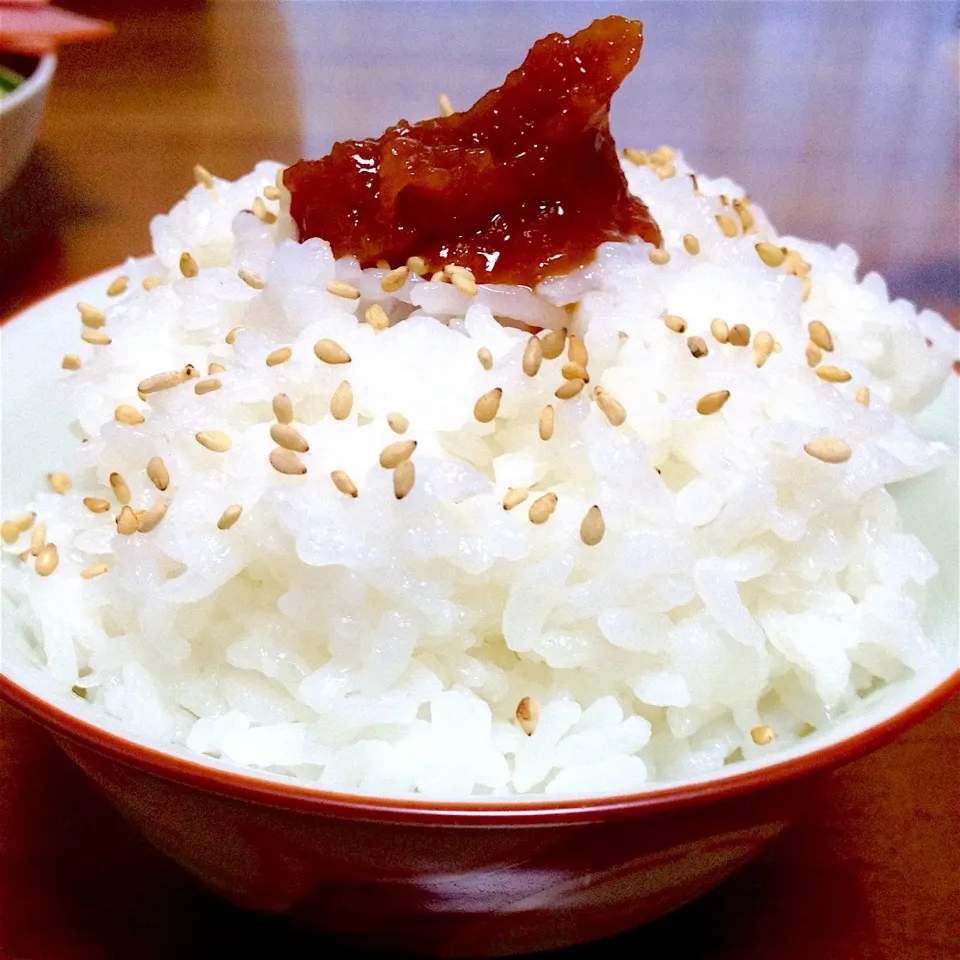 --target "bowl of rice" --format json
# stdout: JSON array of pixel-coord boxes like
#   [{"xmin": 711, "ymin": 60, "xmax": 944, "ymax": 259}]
[{"xmin": 1, "ymin": 17, "xmax": 957, "ymax": 956}]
